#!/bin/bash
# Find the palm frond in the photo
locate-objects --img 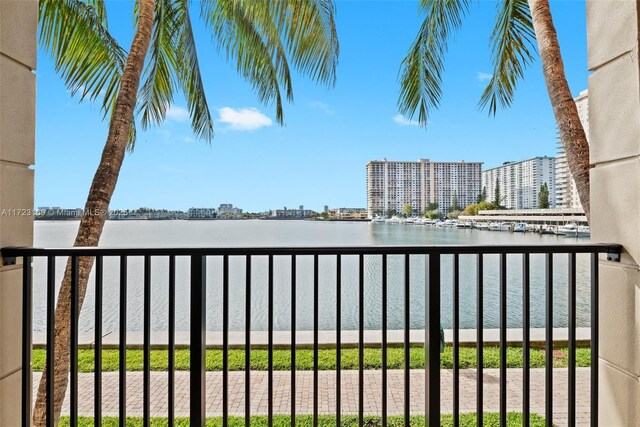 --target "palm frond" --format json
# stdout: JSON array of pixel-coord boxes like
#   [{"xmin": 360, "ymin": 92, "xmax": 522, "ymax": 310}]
[
  {"xmin": 478, "ymin": 0, "xmax": 536, "ymax": 115},
  {"xmin": 201, "ymin": 0, "xmax": 339, "ymax": 125},
  {"xmin": 86, "ymin": 0, "xmax": 108, "ymax": 28},
  {"xmin": 174, "ymin": 1, "xmax": 214, "ymax": 141},
  {"xmin": 138, "ymin": 0, "xmax": 178, "ymax": 132},
  {"xmin": 398, "ymin": 0, "xmax": 470, "ymax": 126},
  {"xmin": 201, "ymin": 0, "xmax": 286, "ymax": 123},
  {"xmin": 126, "ymin": 119, "xmax": 138, "ymax": 152},
  {"xmin": 273, "ymin": 0, "xmax": 339, "ymax": 87},
  {"xmin": 39, "ymin": 0, "xmax": 126, "ymax": 118}
]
